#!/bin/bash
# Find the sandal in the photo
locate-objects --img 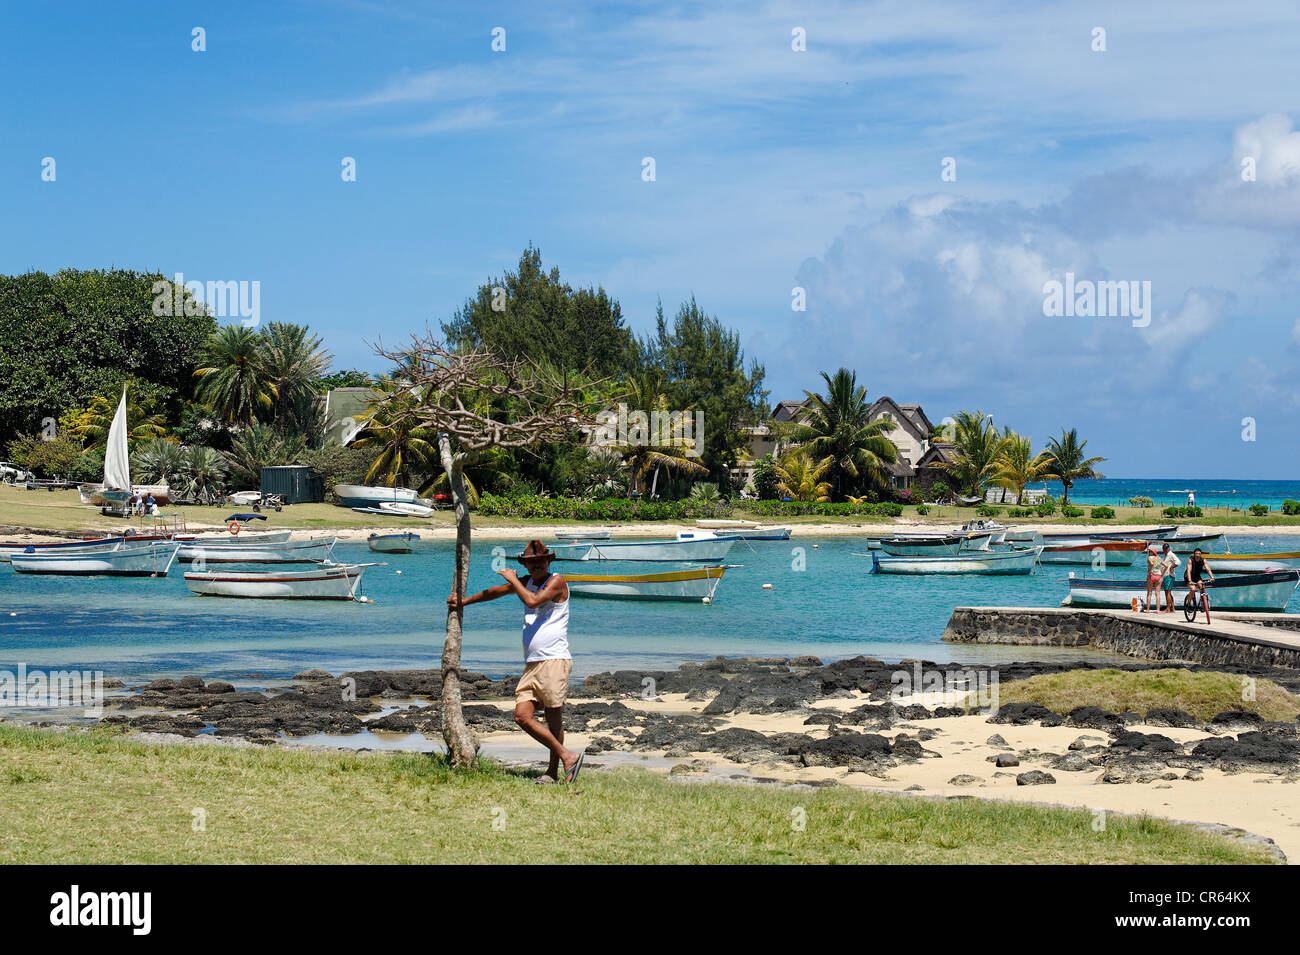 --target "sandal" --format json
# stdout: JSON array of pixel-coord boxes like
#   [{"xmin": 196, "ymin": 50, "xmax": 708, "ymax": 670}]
[{"xmin": 533, "ymin": 774, "xmax": 556, "ymax": 785}]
